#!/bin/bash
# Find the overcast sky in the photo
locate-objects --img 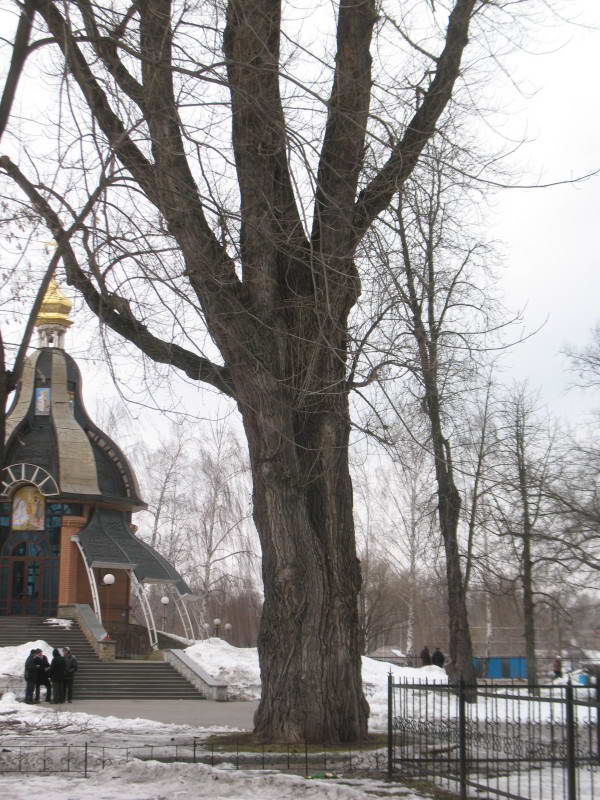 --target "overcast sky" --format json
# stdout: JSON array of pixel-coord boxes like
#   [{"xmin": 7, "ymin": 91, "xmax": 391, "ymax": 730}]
[{"xmin": 487, "ymin": 16, "xmax": 600, "ymax": 423}]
